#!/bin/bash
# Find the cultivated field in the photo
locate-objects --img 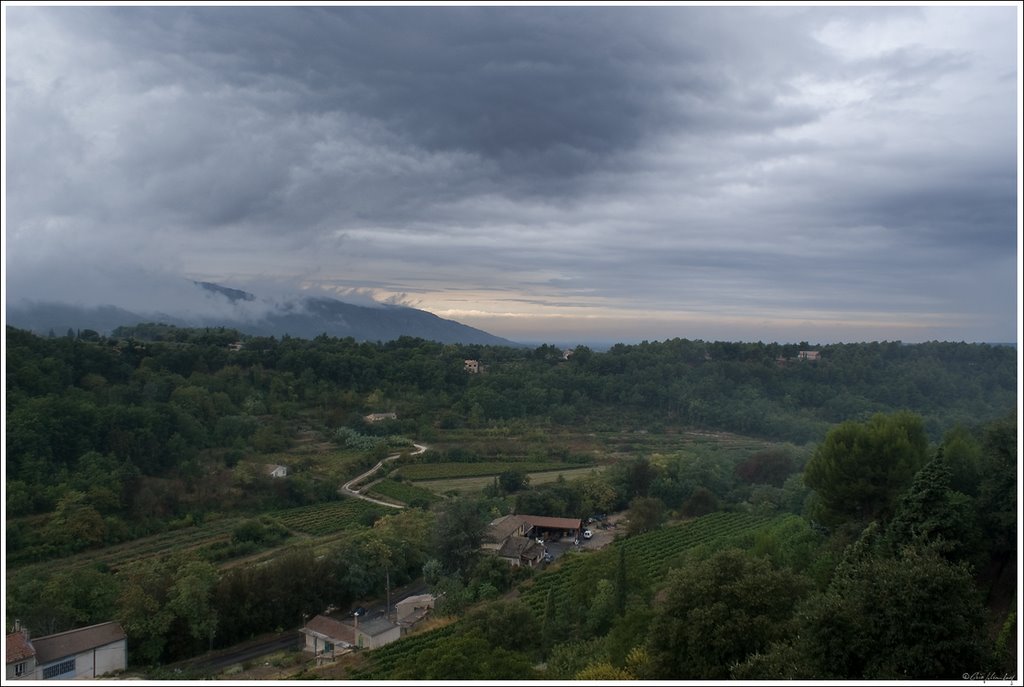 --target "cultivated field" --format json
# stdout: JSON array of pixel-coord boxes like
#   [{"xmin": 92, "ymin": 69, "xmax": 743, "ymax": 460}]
[
  {"xmin": 366, "ymin": 478, "xmax": 441, "ymax": 505},
  {"xmin": 393, "ymin": 461, "xmax": 580, "ymax": 481},
  {"xmin": 415, "ymin": 465, "xmax": 607, "ymax": 494}
]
